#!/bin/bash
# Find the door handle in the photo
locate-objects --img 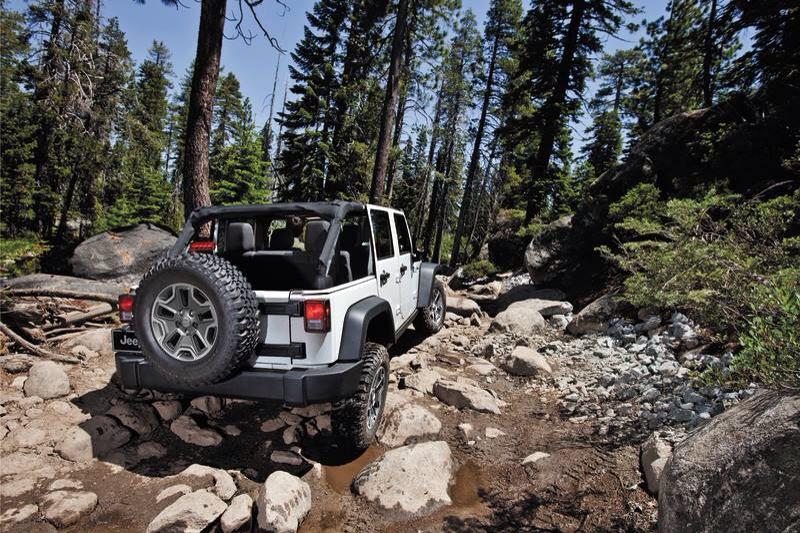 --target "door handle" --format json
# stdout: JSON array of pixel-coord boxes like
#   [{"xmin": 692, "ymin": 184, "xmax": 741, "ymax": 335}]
[
  {"xmin": 380, "ymin": 271, "xmax": 390, "ymax": 285},
  {"xmin": 400, "ymin": 265, "xmax": 407, "ymax": 276}
]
